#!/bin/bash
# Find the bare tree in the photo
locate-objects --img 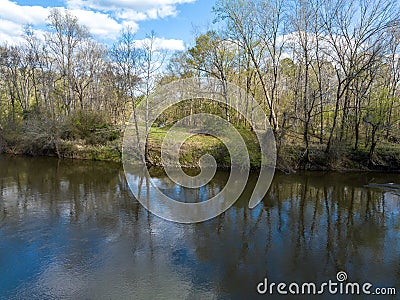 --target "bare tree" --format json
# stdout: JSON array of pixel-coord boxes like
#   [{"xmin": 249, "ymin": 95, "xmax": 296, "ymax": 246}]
[
  {"xmin": 214, "ymin": 0, "xmax": 280, "ymax": 132},
  {"xmin": 321, "ymin": 0, "xmax": 399, "ymax": 152},
  {"xmin": 111, "ymin": 27, "xmax": 142, "ymax": 154},
  {"xmin": 46, "ymin": 8, "xmax": 89, "ymax": 115},
  {"xmin": 73, "ymin": 39, "xmax": 106, "ymax": 111}
]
